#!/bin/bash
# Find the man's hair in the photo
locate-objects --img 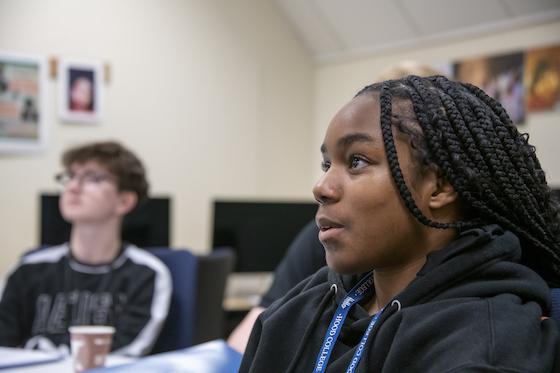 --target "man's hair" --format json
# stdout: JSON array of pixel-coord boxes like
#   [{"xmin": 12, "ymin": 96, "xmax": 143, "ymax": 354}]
[
  {"xmin": 62, "ymin": 141, "xmax": 149, "ymax": 205},
  {"xmin": 355, "ymin": 75, "xmax": 560, "ymax": 285},
  {"xmin": 377, "ymin": 60, "xmax": 444, "ymax": 81}
]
